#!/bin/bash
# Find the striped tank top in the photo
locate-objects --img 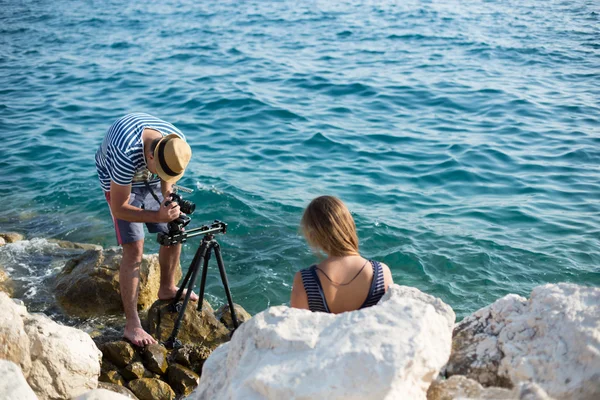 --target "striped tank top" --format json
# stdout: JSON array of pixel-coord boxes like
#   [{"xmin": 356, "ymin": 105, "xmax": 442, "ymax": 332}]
[
  {"xmin": 300, "ymin": 260, "xmax": 386, "ymax": 313},
  {"xmin": 95, "ymin": 113, "xmax": 185, "ymax": 192}
]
